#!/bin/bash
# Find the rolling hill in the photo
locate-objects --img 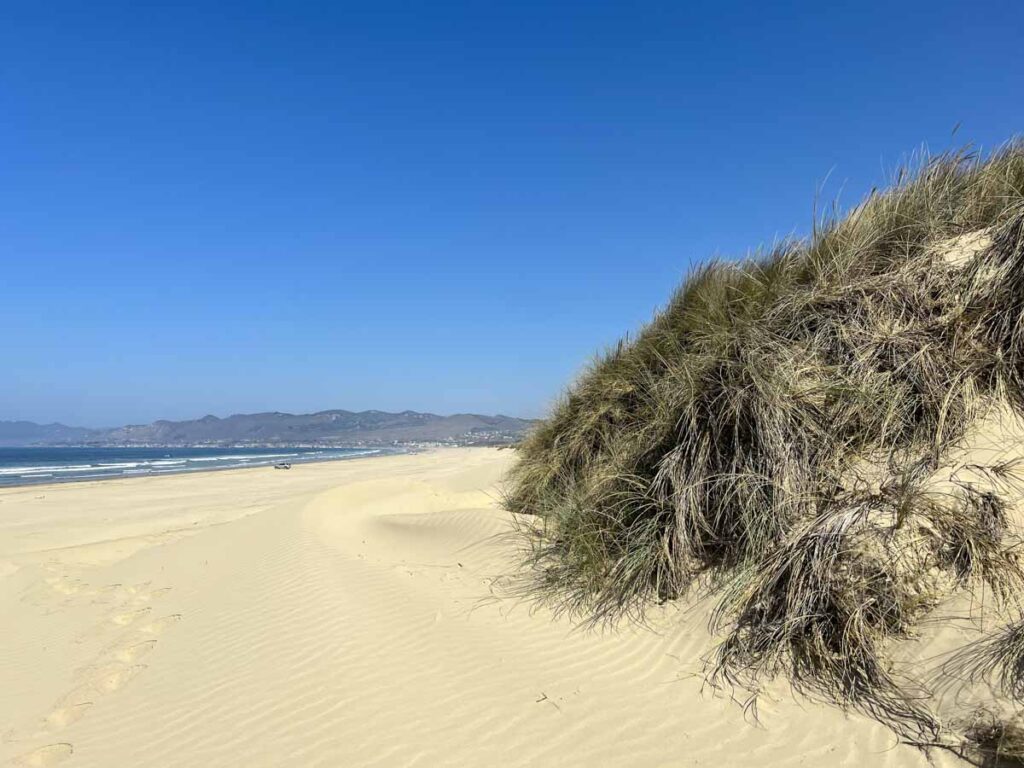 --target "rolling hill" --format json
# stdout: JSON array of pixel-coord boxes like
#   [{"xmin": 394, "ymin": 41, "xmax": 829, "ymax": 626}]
[{"xmin": 0, "ymin": 410, "xmax": 533, "ymax": 447}]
